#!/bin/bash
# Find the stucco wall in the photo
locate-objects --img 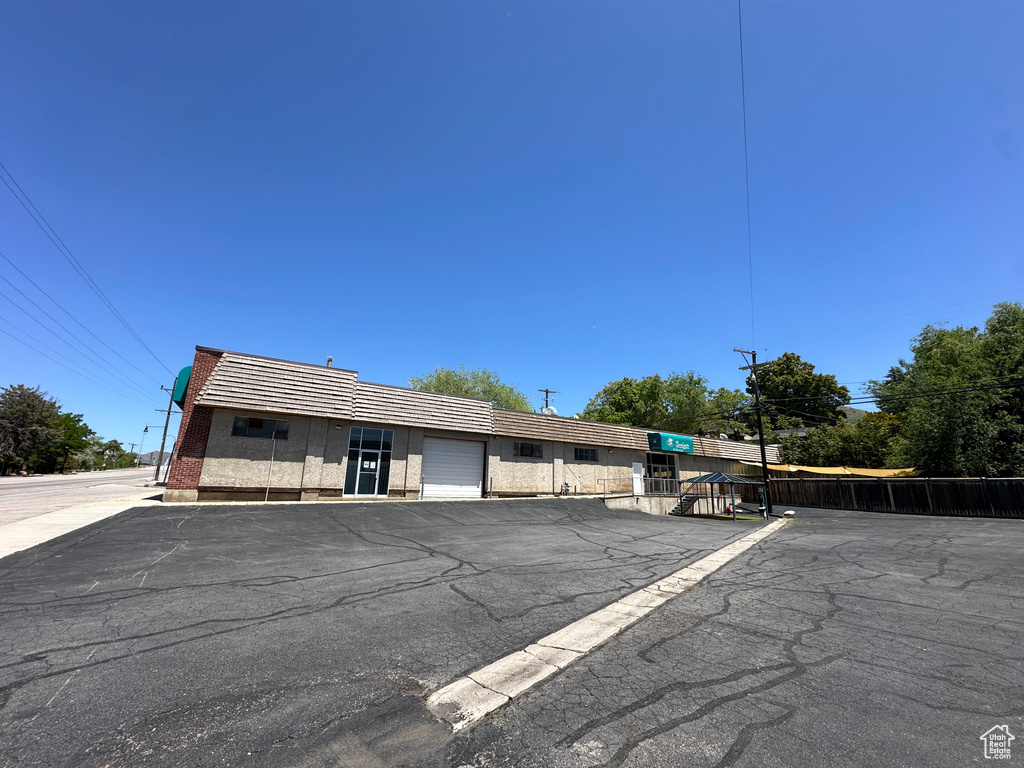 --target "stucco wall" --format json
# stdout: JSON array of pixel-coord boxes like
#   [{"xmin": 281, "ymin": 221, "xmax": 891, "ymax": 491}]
[
  {"xmin": 199, "ymin": 409, "xmax": 312, "ymax": 489},
  {"xmin": 487, "ymin": 437, "xmax": 642, "ymax": 495},
  {"xmin": 559, "ymin": 447, "xmax": 642, "ymax": 495},
  {"xmin": 195, "ymin": 410, "xmax": 758, "ymax": 499}
]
